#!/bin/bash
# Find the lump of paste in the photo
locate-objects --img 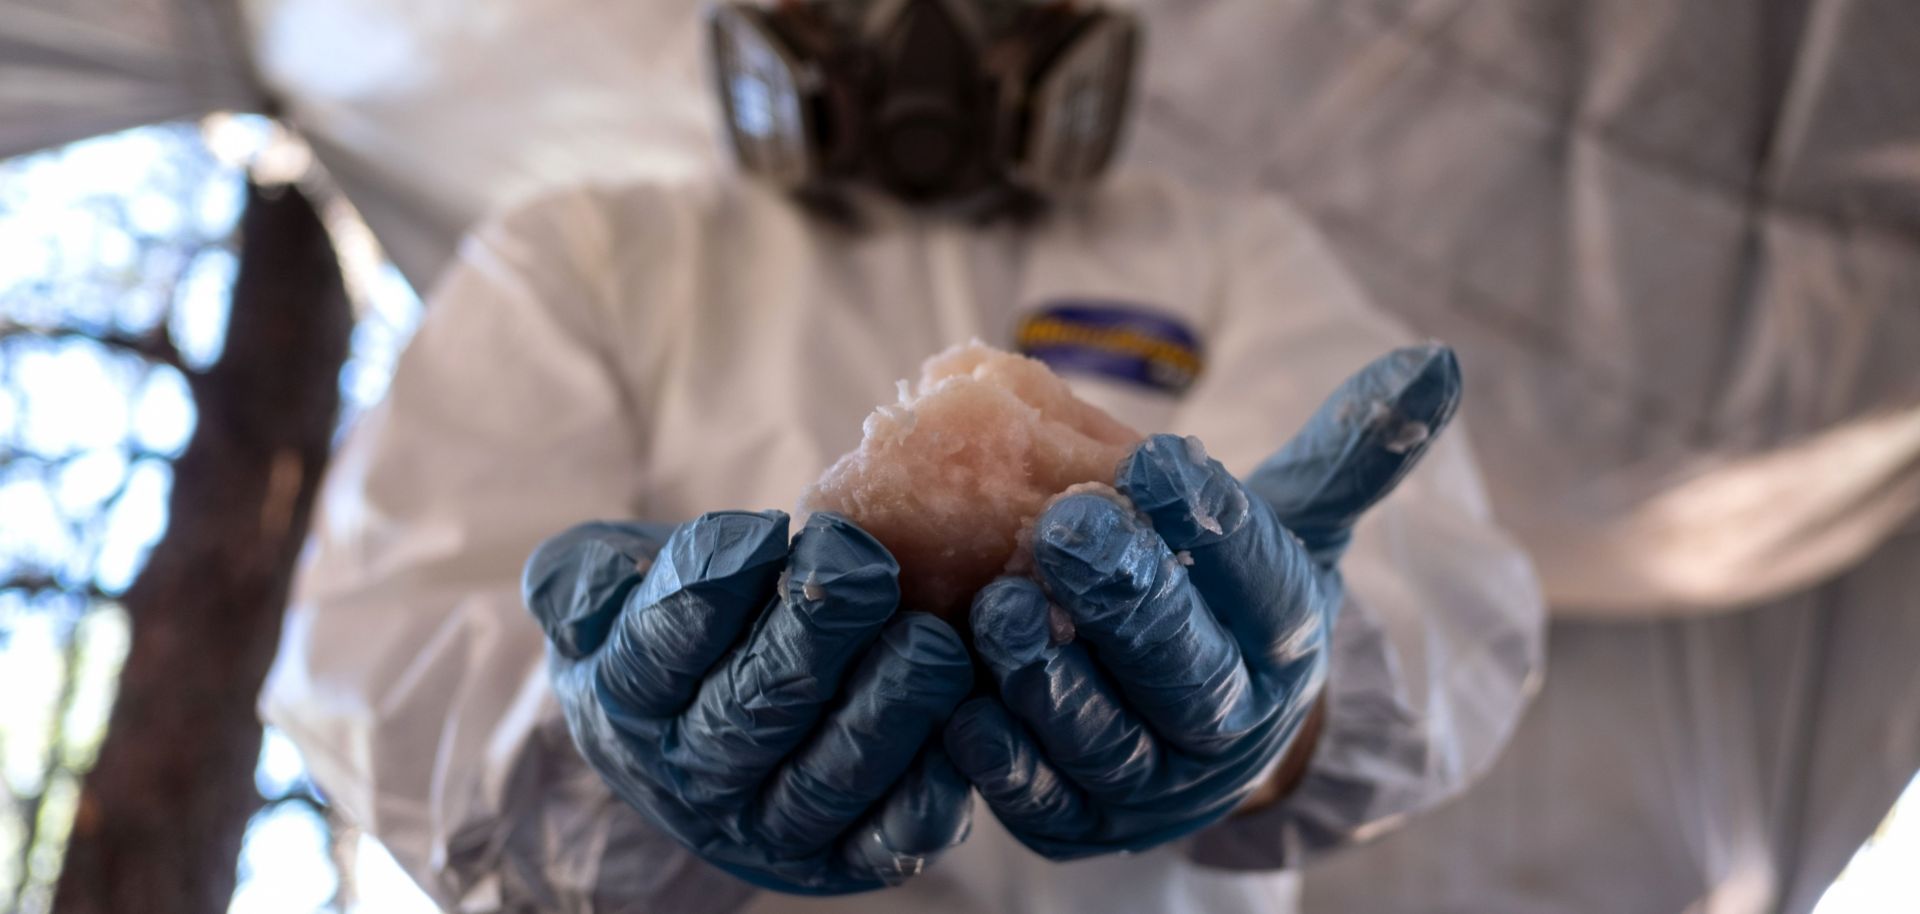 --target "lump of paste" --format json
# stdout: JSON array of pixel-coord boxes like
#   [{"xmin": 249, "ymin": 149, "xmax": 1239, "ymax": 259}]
[{"xmin": 800, "ymin": 341, "xmax": 1143, "ymax": 624}]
